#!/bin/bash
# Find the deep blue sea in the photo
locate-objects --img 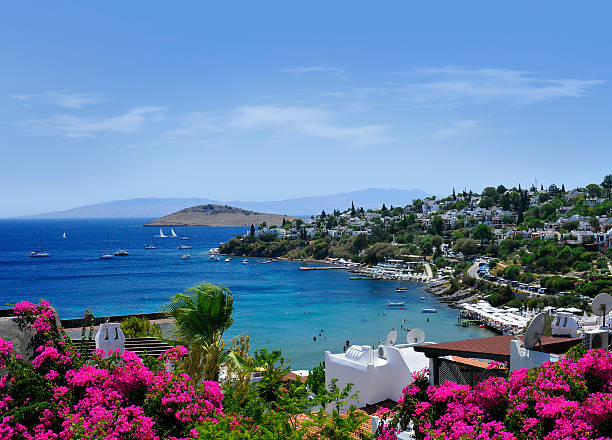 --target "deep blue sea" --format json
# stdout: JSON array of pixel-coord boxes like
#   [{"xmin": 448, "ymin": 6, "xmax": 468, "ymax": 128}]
[{"xmin": 0, "ymin": 219, "xmax": 493, "ymax": 368}]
